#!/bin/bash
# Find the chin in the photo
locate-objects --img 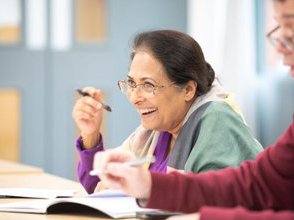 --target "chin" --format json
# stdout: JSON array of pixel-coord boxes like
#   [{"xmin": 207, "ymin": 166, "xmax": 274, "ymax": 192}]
[
  {"xmin": 142, "ymin": 124, "xmax": 154, "ymax": 130},
  {"xmin": 141, "ymin": 121, "xmax": 159, "ymax": 131}
]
